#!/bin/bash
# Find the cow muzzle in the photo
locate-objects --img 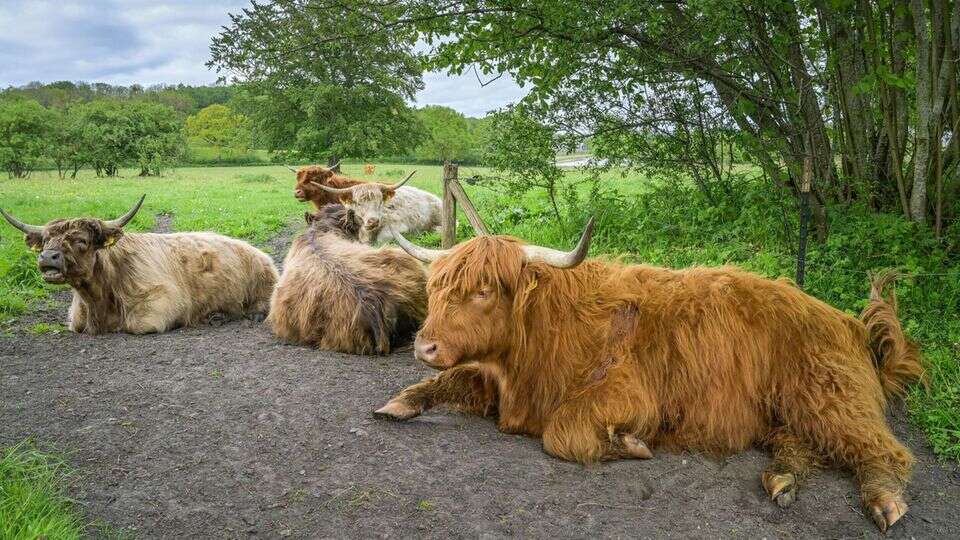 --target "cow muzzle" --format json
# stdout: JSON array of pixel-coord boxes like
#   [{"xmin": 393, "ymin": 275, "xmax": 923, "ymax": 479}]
[
  {"xmin": 294, "ymin": 189, "xmax": 306, "ymax": 201},
  {"xmin": 37, "ymin": 250, "xmax": 66, "ymax": 283},
  {"xmin": 365, "ymin": 217, "xmax": 381, "ymax": 229},
  {"xmin": 414, "ymin": 336, "xmax": 446, "ymax": 369}
]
